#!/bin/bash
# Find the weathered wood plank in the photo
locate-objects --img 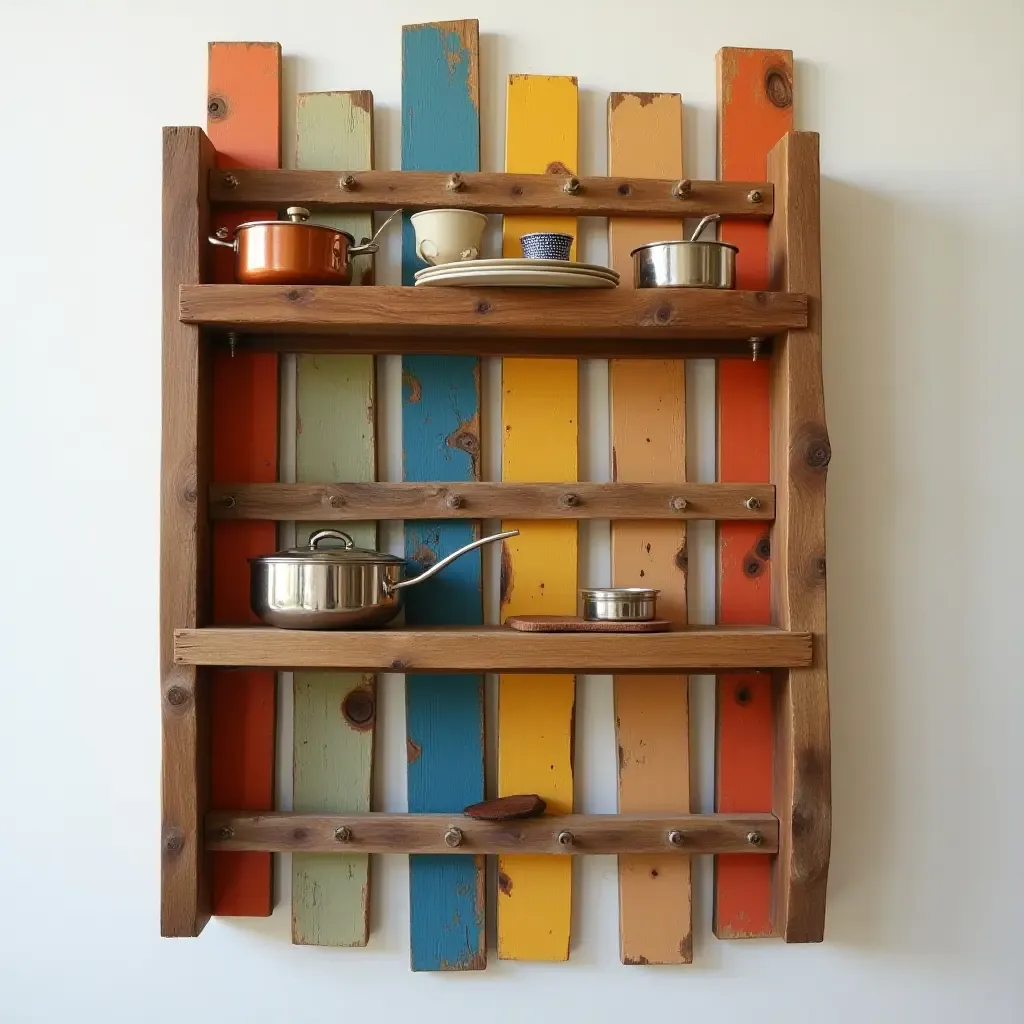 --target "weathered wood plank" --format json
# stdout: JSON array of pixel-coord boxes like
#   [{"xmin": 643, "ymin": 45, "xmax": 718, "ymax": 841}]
[
  {"xmin": 208, "ymin": 813, "xmax": 780, "ymax": 855},
  {"xmin": 714, "ymin": 45, "xmax": 794, "ymax": 939},
  {"xmin": 290, "ymin": 89, "xmax": 377, "ymax": 950},
  {"xmin": 175, "ymin": 627, "xmax": 814, "ymax": 672},
  {"xmin": 207, "ymin": 40, "xmax": 281, "ymax": 918},
  {"xmin": 767, "ymin": 131, "xmax": 831, "ymax": 942},
  {"xmin": 180, "ymin": 285, "xmax": 807, "ymax": 340},
  {"xmin": 210, "ymin": 168, "xmax": 774, "ymax": 218},
  {"xmin": 499, "ymin": 73, "xmax": 579, "ymax": 963},
  {"xmin": 401, "ymin": 19, "xmax": 486, "ymax": 973},
  {"xmin": 608, "ymin": 91, "xmax": 692, "ymax": 965},
  {"xmin": 161, "ymin": 125, "xmax": 216, "ymax": 937}
]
